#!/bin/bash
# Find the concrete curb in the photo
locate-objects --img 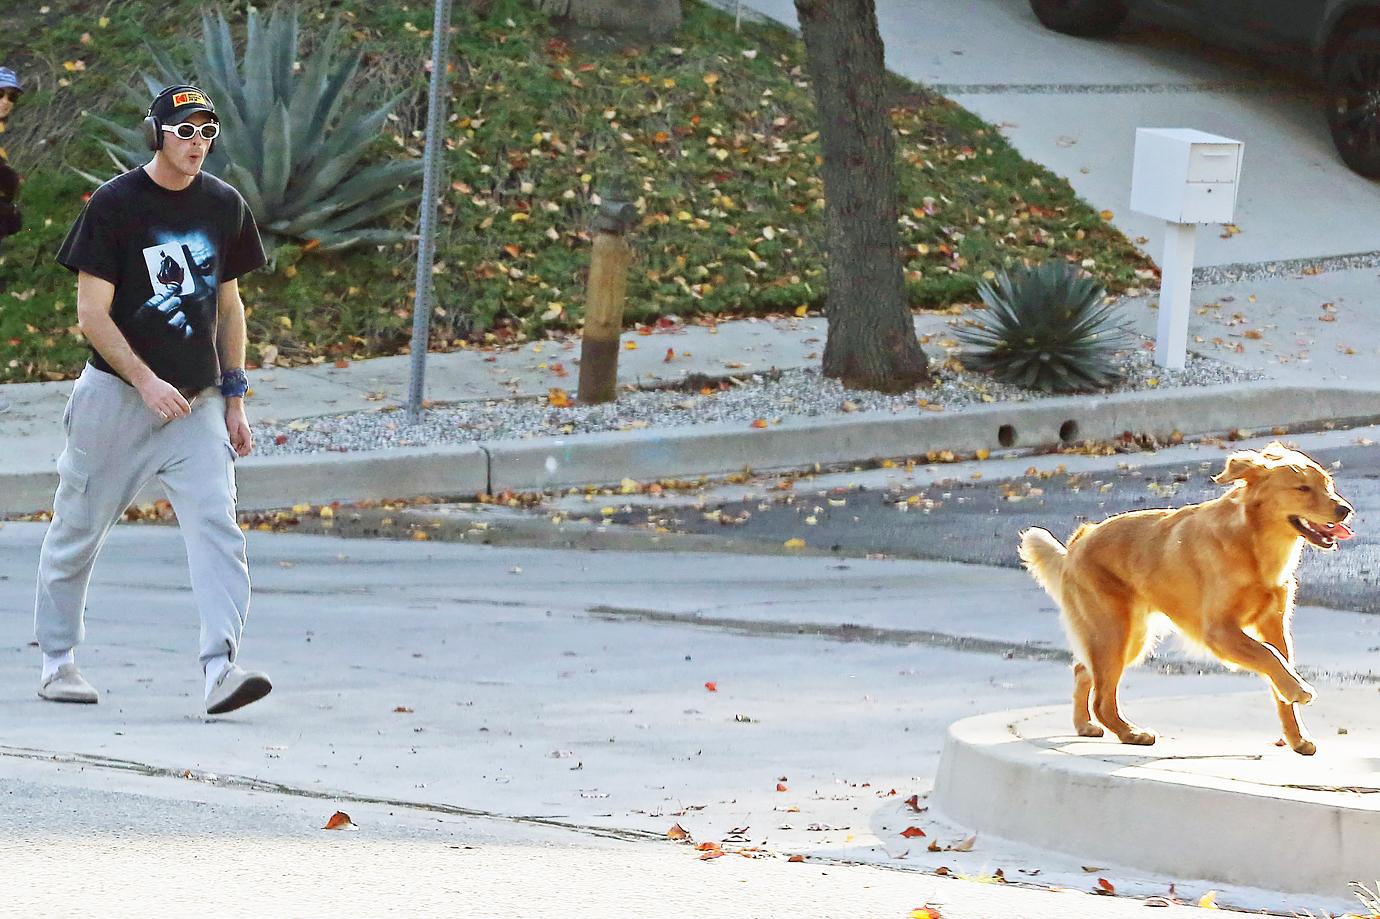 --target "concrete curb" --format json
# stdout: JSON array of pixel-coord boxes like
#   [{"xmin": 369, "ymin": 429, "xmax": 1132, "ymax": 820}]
[
  {"xmin": 931, "ymin": 697, "xmax": 1380, "ymax": 896},
  {"xmin": 3, "ymin": 382, "xmax": 1379, "ymax": 514}
]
